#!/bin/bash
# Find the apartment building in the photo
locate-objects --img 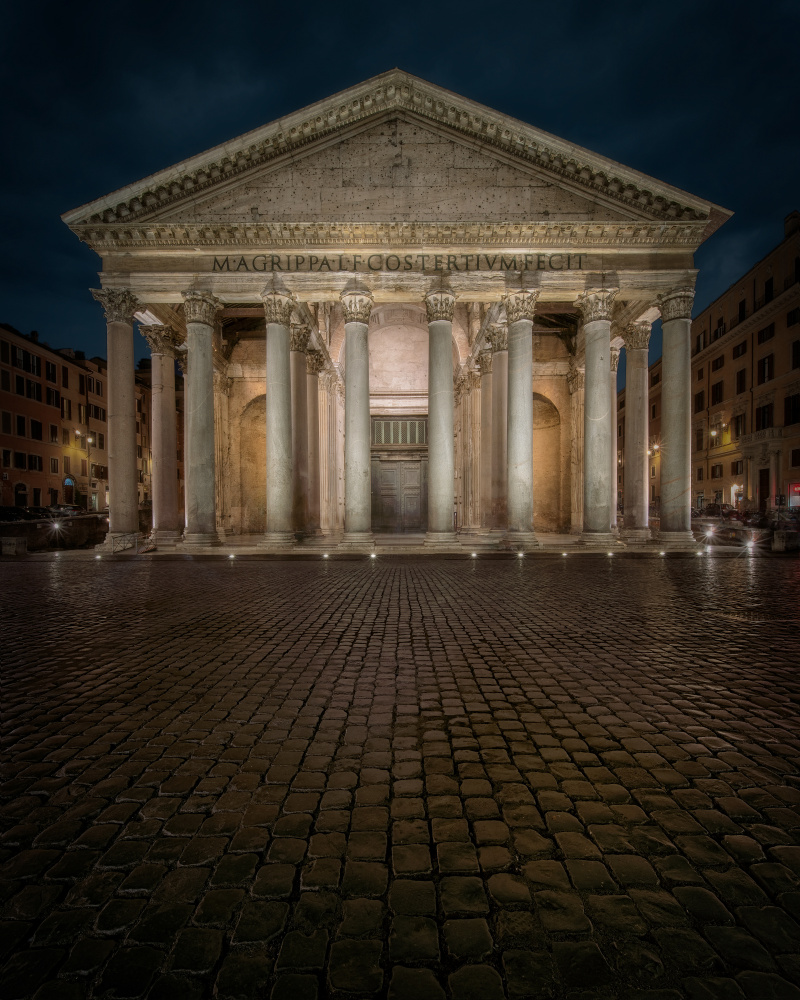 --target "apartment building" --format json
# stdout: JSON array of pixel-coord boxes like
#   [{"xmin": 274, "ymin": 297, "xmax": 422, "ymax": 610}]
[
  {"xmin": 618, "ymin": 213, "xmax": 800, "ymax": 516},
  {"xmin": 0, "ymin": 325, "xmax": 157, "ymax": 513}
]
